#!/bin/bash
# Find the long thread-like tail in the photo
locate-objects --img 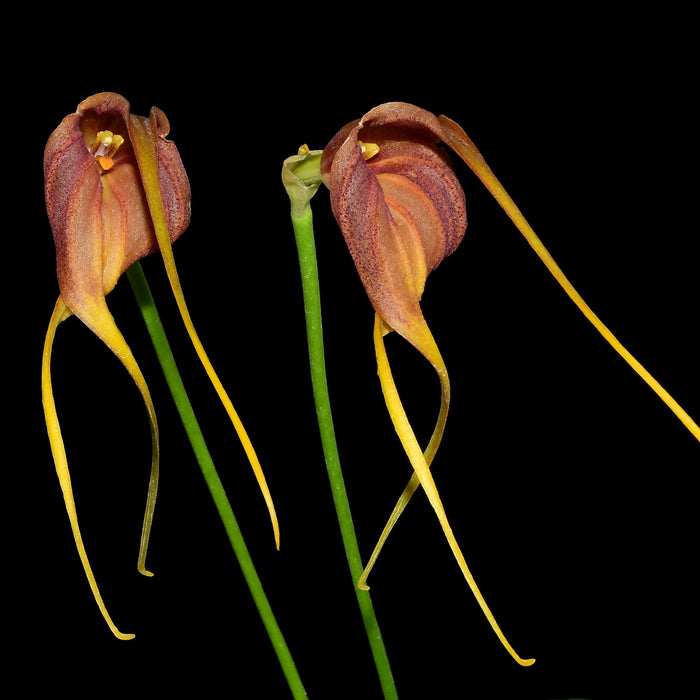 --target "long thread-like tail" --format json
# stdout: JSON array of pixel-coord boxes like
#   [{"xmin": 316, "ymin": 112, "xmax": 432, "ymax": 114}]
[
  {"xmin": 129, "ymin": 115, "xmax": 279, "ymax": 549},
  {"xmin": 370, "ymin": 313, "xmax": 534, "ymax": 667}
]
